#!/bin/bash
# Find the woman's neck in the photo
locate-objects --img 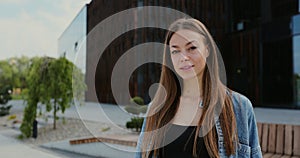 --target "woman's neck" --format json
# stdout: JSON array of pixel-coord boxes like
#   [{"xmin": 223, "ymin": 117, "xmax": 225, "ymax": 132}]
[{"xmin": 181, "ymin": 76, "xmax": 203, "ymax": 98}]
